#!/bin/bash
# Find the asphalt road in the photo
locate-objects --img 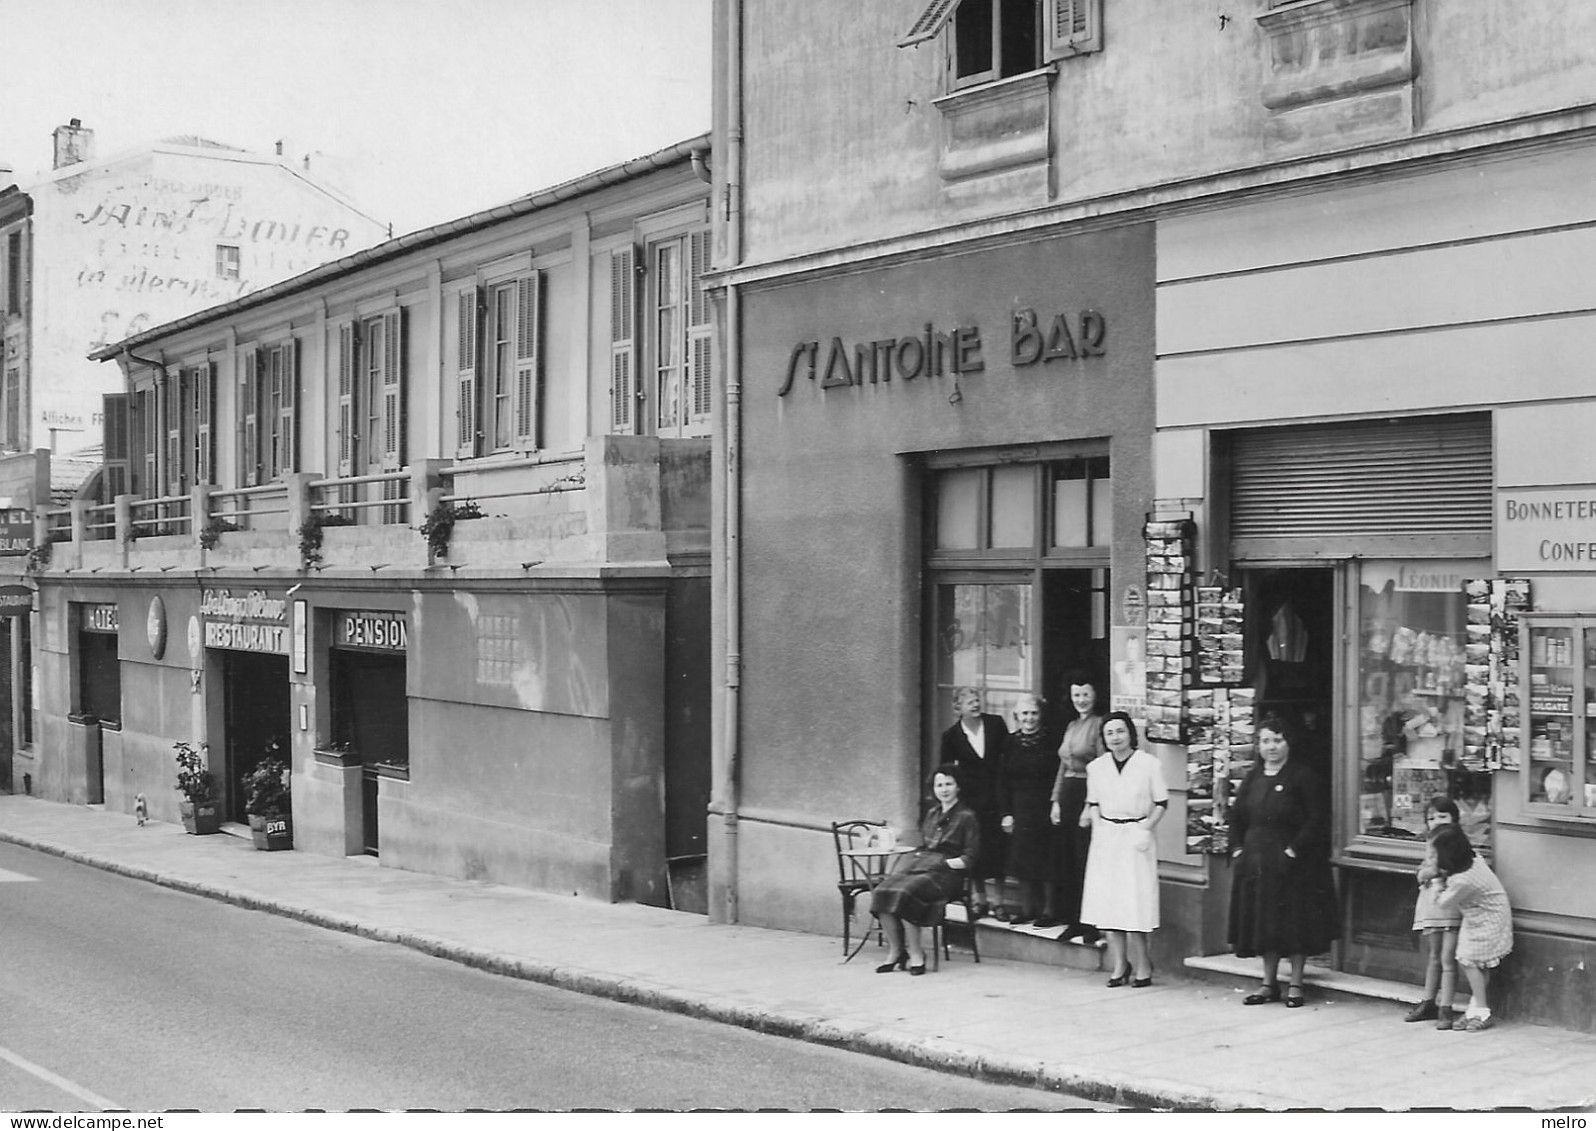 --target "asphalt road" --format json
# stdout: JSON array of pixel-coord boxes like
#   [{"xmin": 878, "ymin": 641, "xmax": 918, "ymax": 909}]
[{"xmin": 0, "ymin": 842, "xmax": 1100, "ymax": 1112}]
